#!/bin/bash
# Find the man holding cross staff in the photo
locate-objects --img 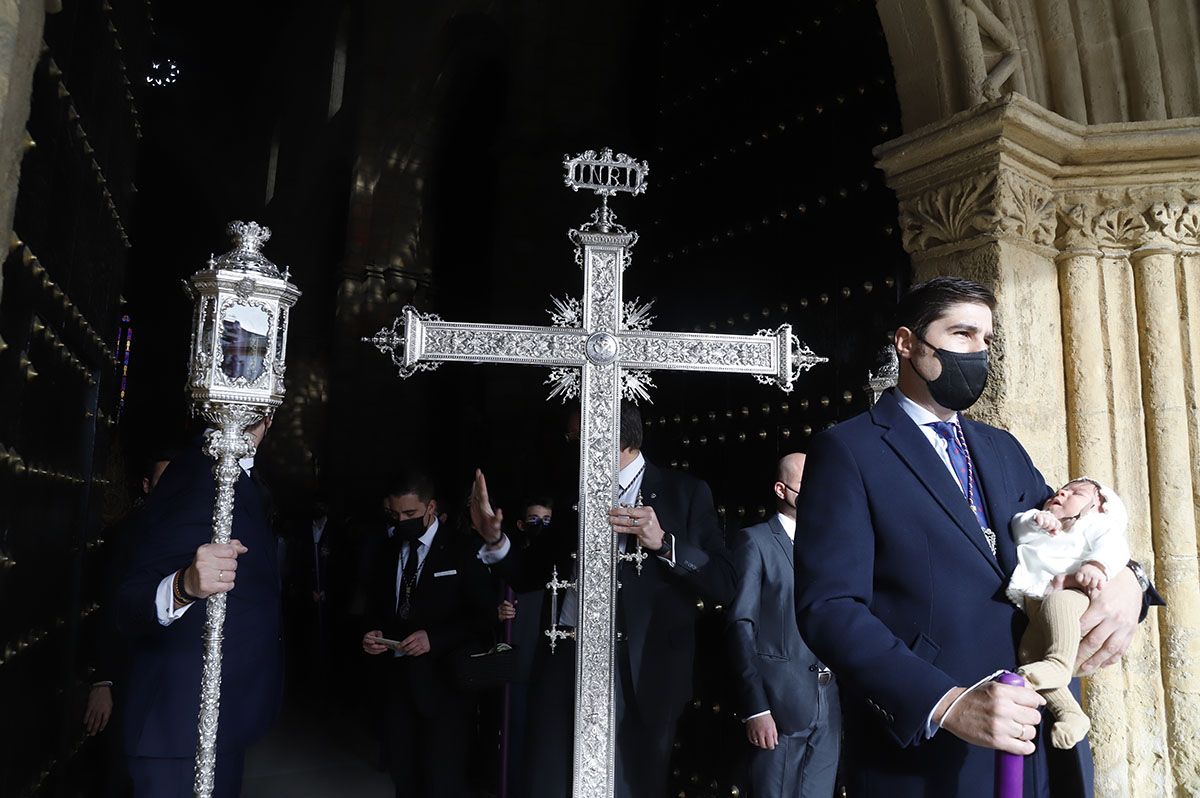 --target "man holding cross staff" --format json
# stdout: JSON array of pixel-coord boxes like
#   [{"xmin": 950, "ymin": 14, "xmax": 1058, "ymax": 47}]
[{"xmin": 470, "ymin": 402, "xmax": 734, "ymax": 798}]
